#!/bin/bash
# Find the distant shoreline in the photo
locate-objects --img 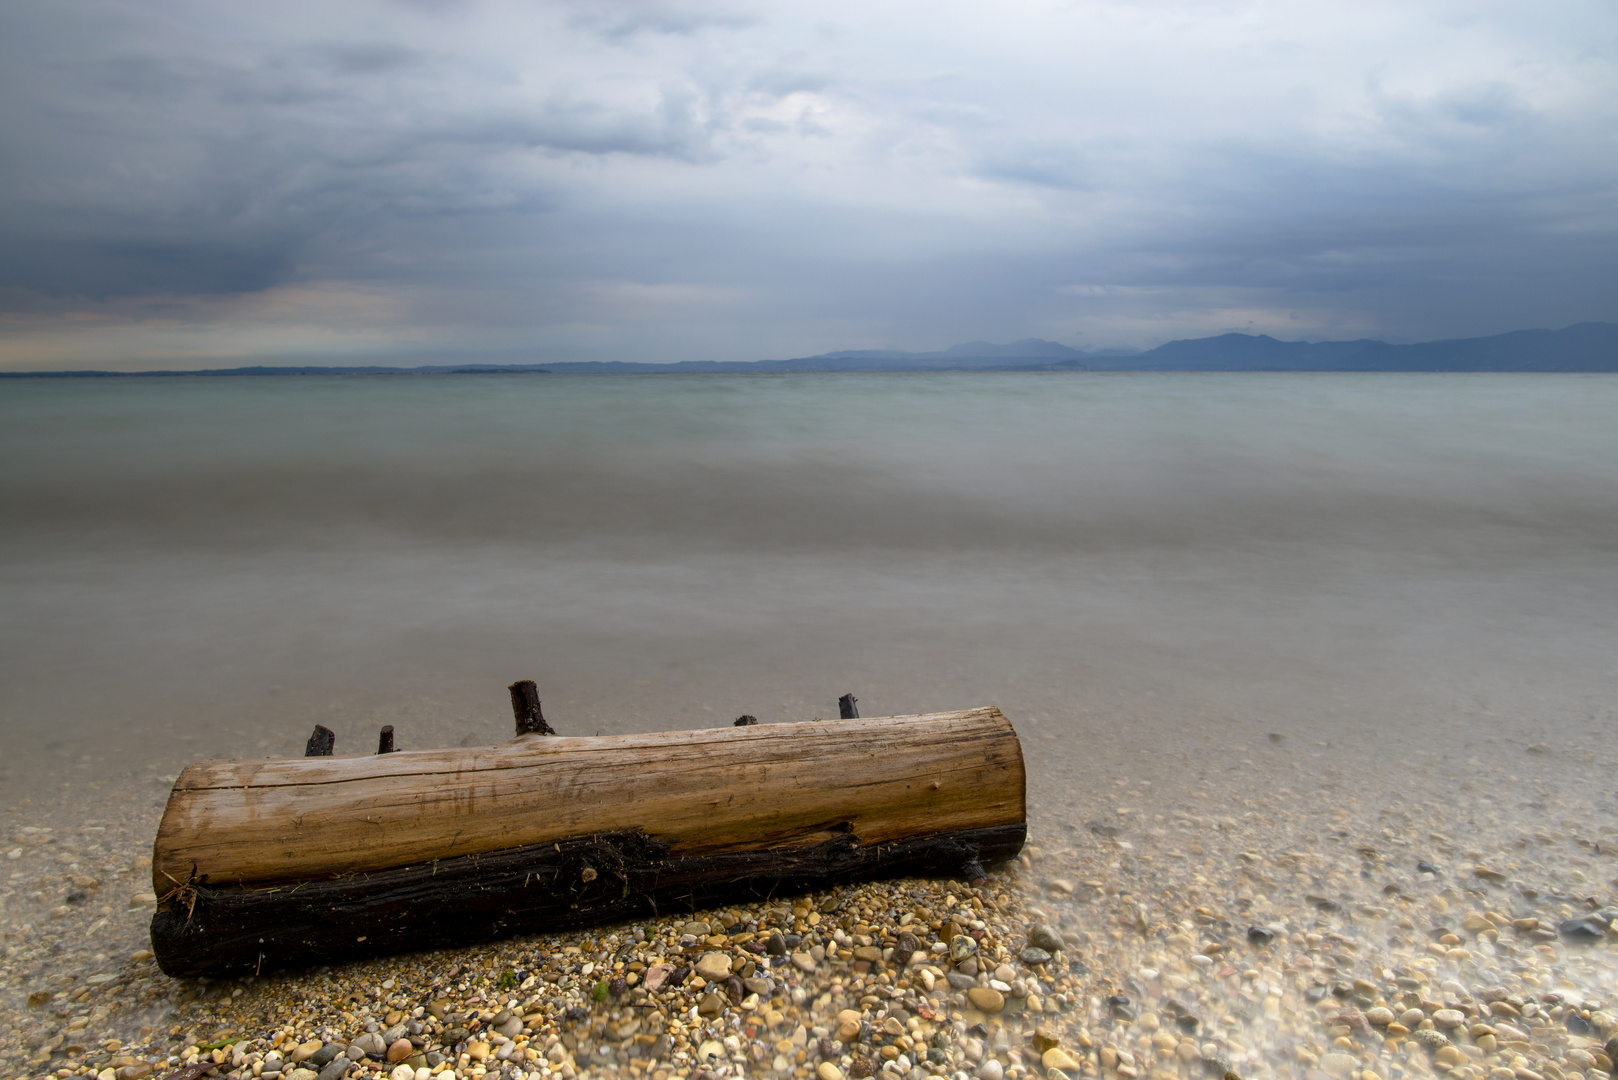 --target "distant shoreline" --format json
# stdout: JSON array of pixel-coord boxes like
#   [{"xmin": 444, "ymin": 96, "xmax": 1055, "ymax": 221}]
[{"xmin": 3, "ymin": 321, "xmax": 1615, "ymax": 376}]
